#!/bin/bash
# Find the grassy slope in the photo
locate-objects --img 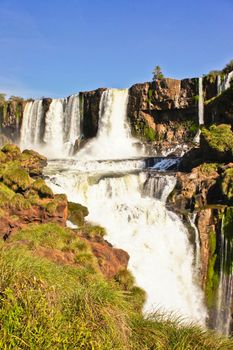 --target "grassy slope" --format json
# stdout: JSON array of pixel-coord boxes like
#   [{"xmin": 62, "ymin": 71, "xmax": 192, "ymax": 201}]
[{"xmin": 0, "ymin": 223, "xmax": 233, "ymax": 349}]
